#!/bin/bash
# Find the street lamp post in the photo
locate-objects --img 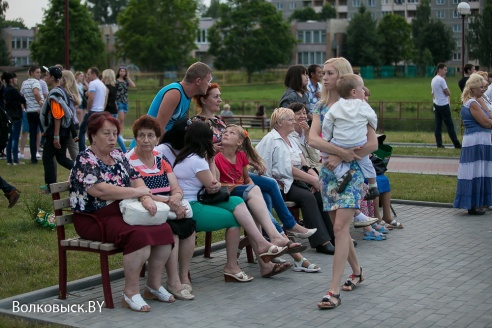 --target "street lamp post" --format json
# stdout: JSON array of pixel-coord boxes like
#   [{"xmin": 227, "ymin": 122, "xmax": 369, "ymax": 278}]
[
  {"xmin": 457, "ymin": 2, "xmax": 471, "ymax": 78},
  {"xmin": 64, "ymin": 0, "xmax": 69, "ymax": 69}
]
